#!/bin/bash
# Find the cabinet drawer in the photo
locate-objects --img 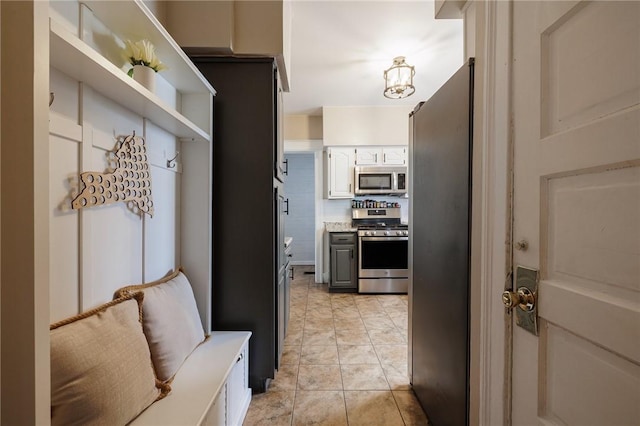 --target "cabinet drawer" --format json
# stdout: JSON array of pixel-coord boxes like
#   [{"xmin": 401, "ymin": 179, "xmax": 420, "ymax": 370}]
[{"xmin": 330, "ymin": 233, "xmax": 356, "ymax": 244}]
